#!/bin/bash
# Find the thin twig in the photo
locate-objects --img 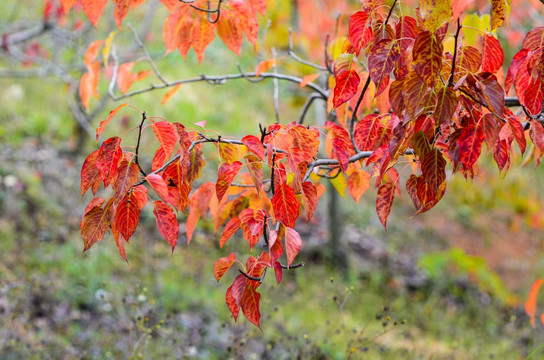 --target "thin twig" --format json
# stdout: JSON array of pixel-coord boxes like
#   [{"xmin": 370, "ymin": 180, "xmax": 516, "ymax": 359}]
[
  {"xmin": 448, "ymin": 18, "xmax": 462, "ymax": 87},
  {"xmin": 298, "ymin": 93, "xmax": 322, "ymax": 124},
  {"xmin": 135, "ymin": 112, "xmax": 148, "ymax": 177},
  {"xmin": 288, "ymin": 28, "xmax": 327, "ymax": 71}
]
